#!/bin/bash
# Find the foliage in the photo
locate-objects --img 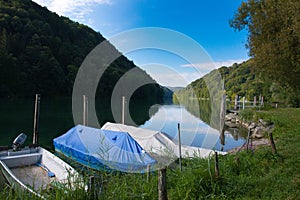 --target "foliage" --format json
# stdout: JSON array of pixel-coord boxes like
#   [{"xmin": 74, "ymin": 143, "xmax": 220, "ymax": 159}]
[
  {"xmin": 230, "ymin": 0, "xmax": 300, "ymax": 100},
  {"xmin": 2, "ymin": 108, "xmax": 300, "ymax": 199},
  {"xmin": 0, "ymin": 0, "xmax": 163, "ymax": 100},
  {"xmin": 174, "ymin": 60, "xmax": 299, "ymax": 107}
]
